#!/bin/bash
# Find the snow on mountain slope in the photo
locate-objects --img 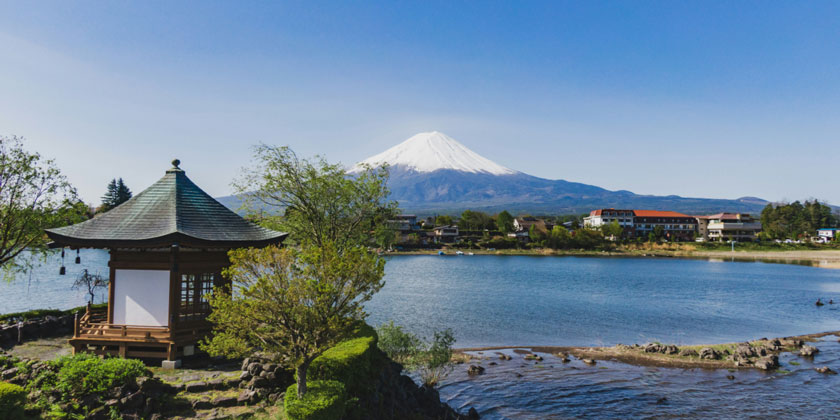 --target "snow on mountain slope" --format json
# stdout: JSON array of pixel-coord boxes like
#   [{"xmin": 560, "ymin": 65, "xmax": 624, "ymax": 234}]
[{"xmin": 350, "ymin": 131, "xmax": 517, "ymax": 175}]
